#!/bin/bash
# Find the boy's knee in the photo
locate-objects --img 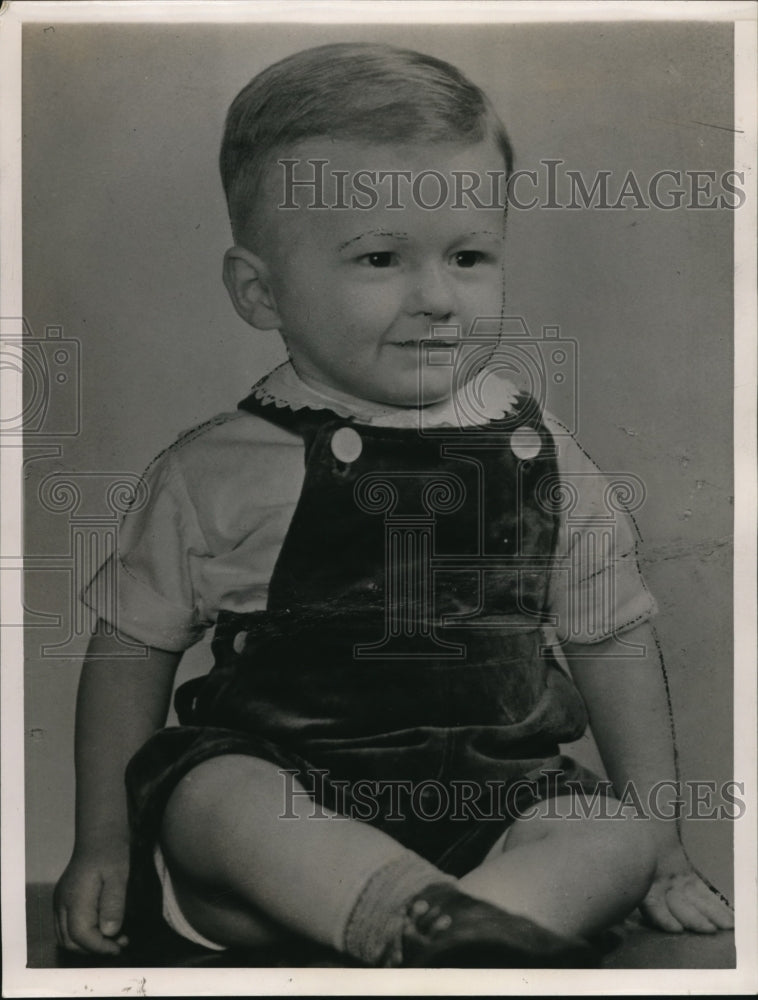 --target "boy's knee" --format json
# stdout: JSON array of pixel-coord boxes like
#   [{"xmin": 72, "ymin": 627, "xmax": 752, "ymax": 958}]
[
  {"xmin": 588, "ymin": 809, "xmax": 658, "ymax": 897},
  {"xmin": 169, "ymin": 752, "xmax": 284, "ymax": 810},
  {"xmin": 160, "ymin": 754, "xmax": 283, "ymax": 868},
  {"xmin": 534, "ymin": 795, "xmax": 658, "ymax": 894}
]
